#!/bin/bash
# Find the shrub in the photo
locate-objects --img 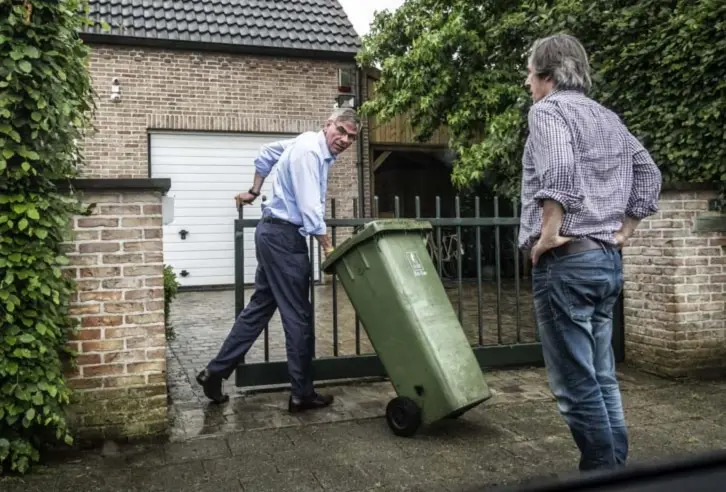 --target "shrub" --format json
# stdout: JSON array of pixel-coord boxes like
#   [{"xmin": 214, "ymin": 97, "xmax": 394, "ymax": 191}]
[
  {"xmin": 163, "ymin": 264, "xmax": 180, "ymax": 341},
  {"xmin": 0, "ymin": 0, "xmax": 95, "ymax": 474},
  {"xmin": 358, "ymin": 0, "xmax": 726, "ymax": 197}
]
